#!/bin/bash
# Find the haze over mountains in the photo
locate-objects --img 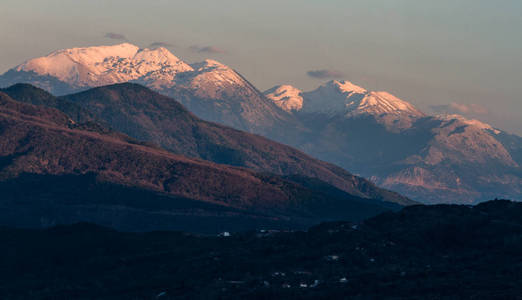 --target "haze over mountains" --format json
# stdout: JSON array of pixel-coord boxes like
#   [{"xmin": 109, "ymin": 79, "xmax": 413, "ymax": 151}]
[{"xmin": 1, "ymin": 43, "xmax": 521, "ymax": 204}]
